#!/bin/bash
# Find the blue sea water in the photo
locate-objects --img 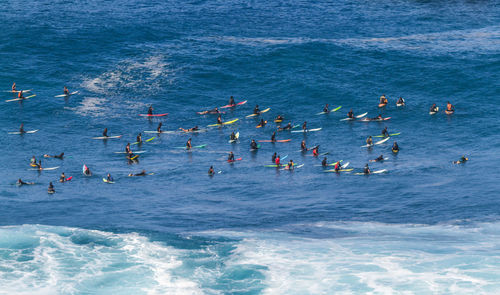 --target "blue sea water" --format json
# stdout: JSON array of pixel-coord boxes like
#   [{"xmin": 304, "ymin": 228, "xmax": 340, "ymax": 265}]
[{"xmin": 0, "ymin": 0, "xmax": 499, "ymax": 293}]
